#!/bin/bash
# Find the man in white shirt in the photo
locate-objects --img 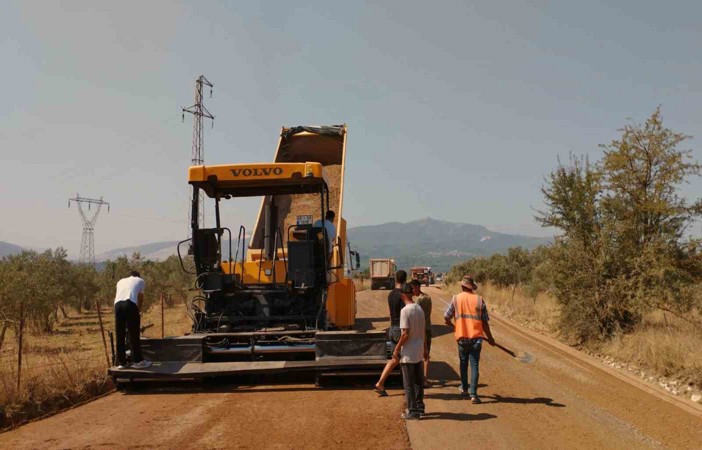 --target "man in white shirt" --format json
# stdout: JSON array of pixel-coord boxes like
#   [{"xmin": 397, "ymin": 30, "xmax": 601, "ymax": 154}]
[
  {"xmin": 114, "ymin": 271, "xmax": 151, "ymax": 369},
  {"xmin": 313, "ymin": 210, "xmax": 337, "ymax": 256},
  {"xmin": 392, "ymin": 283, "xmax": 428, "ymax": 420}
]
